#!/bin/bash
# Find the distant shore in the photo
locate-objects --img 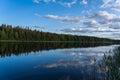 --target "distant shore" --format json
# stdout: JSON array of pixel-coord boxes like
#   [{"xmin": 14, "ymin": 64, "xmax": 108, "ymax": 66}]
[{"xmin": 0, "ymin": 40, "xmax": 115, "ymax": 43}]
